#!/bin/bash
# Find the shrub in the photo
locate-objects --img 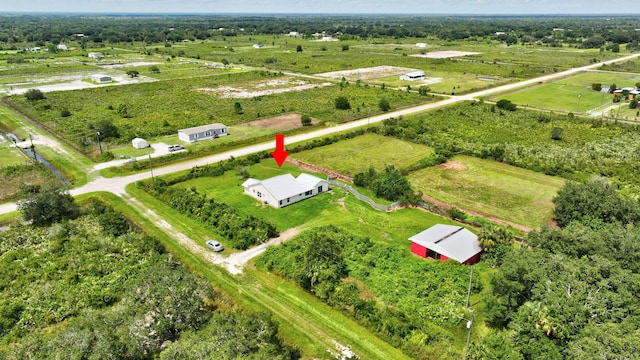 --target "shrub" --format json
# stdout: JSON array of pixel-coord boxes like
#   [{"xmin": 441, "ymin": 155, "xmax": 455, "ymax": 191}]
[
  {"xmin": 60, "ymin": 109, "xmax": 71, "ymax": 117},
  {"xmin": 550, "ymin": 127, "xmax": 564, "ymax": 141},
  {"xmin": 496, "ymin": 99, "xmax": 517, "ymax": 111},
  {"xmin": 25, "ymin": 89, "xmax": 45, "ymax": 101},
  {"xmin": 334, "ymin": 96, "xmax": 351, "ymax": 110},
  {"xmin": 379, "ymin": 98, "xmax": 391, "ymax": 111},
  {"xmin": 592, "ymin": 83, "xmax": 602, "ymax": 91},
  {"xmin": 301, "ymin": 114, "xmax": 312, "ymax": 126}
]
